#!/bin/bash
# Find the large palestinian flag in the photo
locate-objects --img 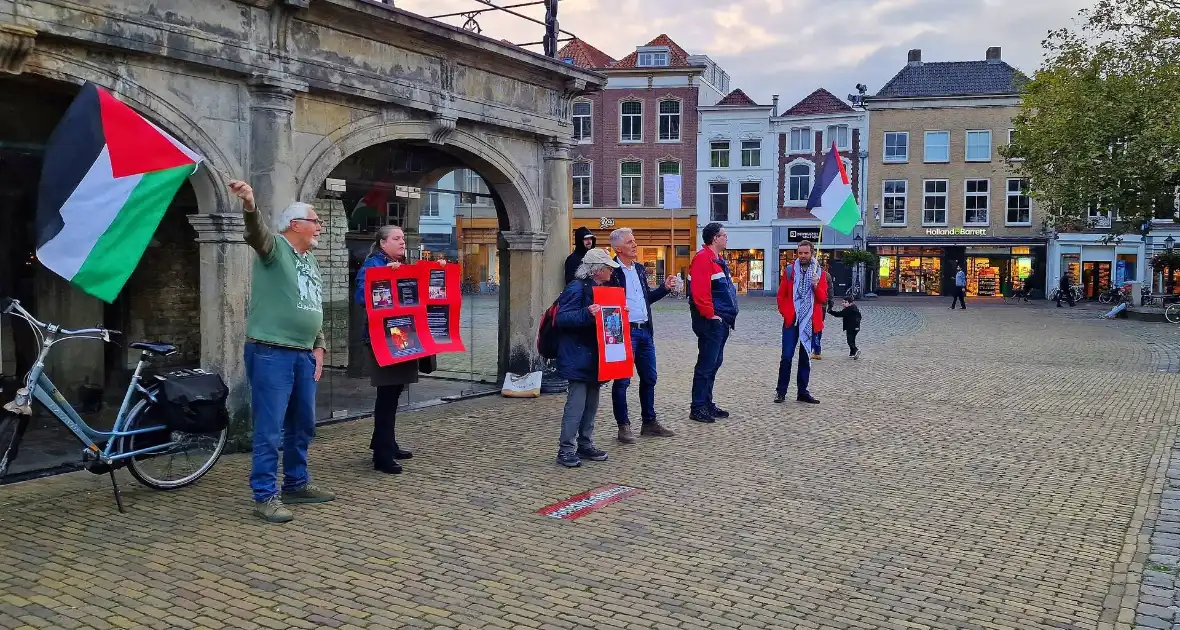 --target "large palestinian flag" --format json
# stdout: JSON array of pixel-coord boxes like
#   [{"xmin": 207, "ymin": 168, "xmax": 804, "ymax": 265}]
[{"xmin": 36, "ymin": 83, "xmax": 203, "ymax": 303}]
